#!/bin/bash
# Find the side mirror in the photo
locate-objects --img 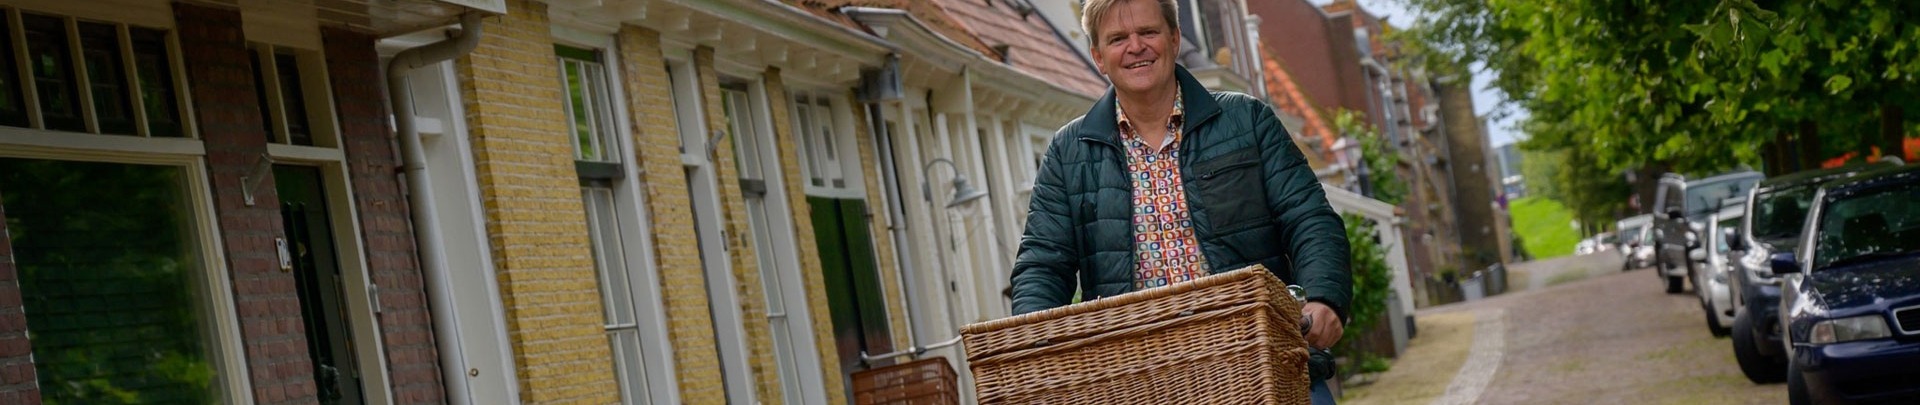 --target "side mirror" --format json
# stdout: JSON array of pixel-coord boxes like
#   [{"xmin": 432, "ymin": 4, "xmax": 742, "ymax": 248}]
[
  {"xmin": 1770, "ymin": 252, "xmax": 1801, "ymax": 275},
  {"xmin": 1723, "ymin": 228, "xmax": 1744, "ymax": 251},
  {"xmin": 1689, "ymin": 248, "xmax": 1707, "ymax": 262}
]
